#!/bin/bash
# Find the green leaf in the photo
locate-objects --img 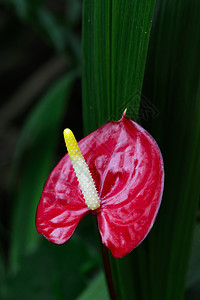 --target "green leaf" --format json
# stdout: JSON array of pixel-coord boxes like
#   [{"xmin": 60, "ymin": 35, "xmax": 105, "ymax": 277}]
[
  {"xmin": 82, "ymin": 0, "xmax": 156, "ymax": 134},
  {"xmin": 186, "ymin": 224, "xmax": 200, "ymax": 289},
  {"xmin": 6, "ymin": 238, "xmax": 99, "ymax": 300},
  {"xmin": 186, "ymin": 281, "xmax": 200, "ymax": 300},
  {"xmin": 66, "ymin": 0, "xmax": 81, "ymax": 24},
  {"xmin": 0, "ymin": 246, "xmax": 5, "ymax": 289},
  {"xmin": 9, "ymin": 69, "xmax": 78, "ymax": 274},
  {"xmin": 136, "ymin": 0, "xmax": 200, "ymax": 299},
  {"xmin": 76, "ymin": 271, "xmax": 110, "ymax": 300},
  {"xmin": 36, "ymin": 8, "xmax": 65, "ymax": 52}
]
